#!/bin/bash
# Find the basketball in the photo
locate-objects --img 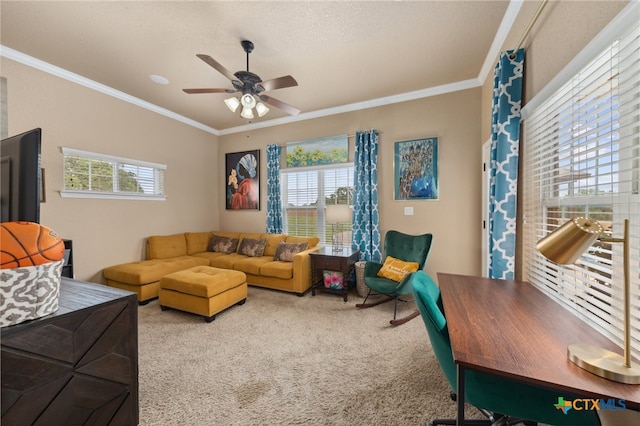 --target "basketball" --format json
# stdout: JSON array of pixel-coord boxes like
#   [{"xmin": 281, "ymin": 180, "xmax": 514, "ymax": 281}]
[{"xmin": 1, "ymin": 221, "xmax": 65, "ymax": 269}]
